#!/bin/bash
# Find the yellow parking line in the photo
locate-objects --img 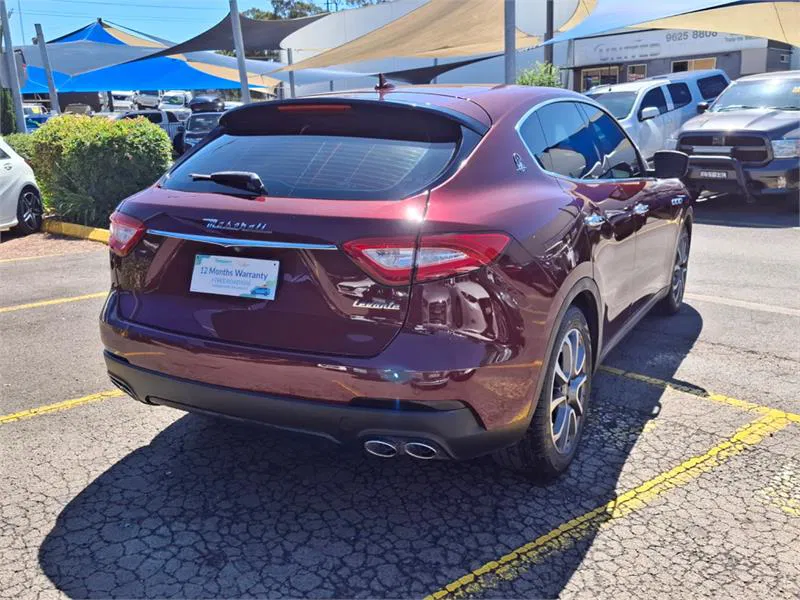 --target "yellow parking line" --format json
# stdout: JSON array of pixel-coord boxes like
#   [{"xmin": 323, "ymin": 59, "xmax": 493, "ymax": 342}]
[
  {"xmin": 425, "ymin": 412, "xmax": 793, "ymax": 600},
  {"xmin": 0, "ymin": 390, "xmax": 122, "ymax": 425},
  {"xmin": 0, "ymin": 253, "xmax": 68, "ymax": 264},
  {"xmin": 599, "ymin": 365, "xmax": 800, "ymax": 423},
  {"xmin": 0, "ymin": 292, "xmax": 107, "ymax": 314}
]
